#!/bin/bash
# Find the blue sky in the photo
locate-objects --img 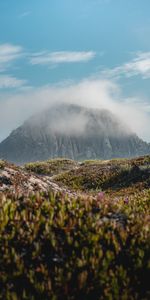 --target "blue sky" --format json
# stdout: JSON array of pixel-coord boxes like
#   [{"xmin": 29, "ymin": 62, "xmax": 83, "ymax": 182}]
[{"xmin": 0, "ymin": 0, "xmax": 150, "ymax": 141}]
